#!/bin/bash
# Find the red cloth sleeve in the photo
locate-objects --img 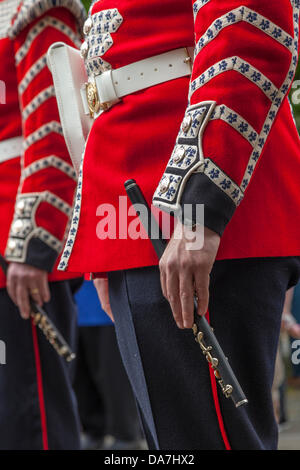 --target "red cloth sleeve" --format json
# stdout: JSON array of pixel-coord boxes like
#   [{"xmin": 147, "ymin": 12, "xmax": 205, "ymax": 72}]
[
  {"xmin": 5, "ymin": 7, "xmax": 83, "ymax": 271},
  {"xmin": 153, "ymin": 0, "xmax": 299, "ymax": 235}
]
